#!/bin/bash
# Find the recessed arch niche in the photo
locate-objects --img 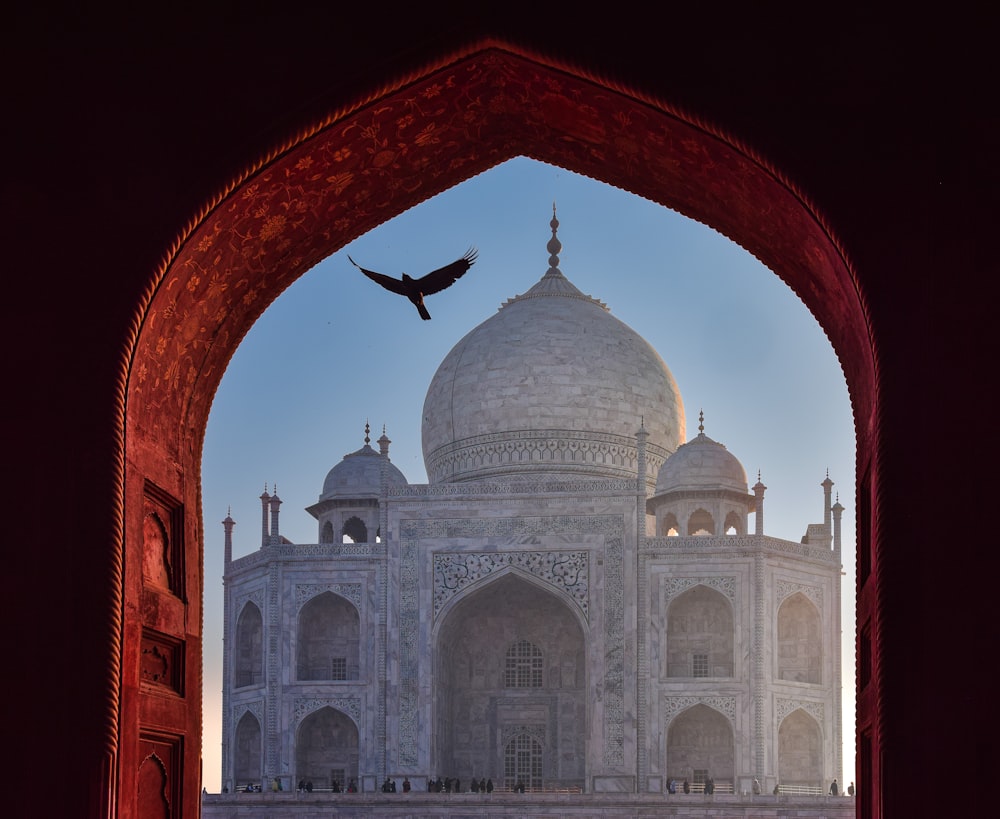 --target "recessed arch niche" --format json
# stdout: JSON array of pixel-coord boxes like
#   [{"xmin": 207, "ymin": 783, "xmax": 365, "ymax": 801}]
[{"xmin": 118, "ymin": 40, "xmax": 875, "ymax": 814}]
